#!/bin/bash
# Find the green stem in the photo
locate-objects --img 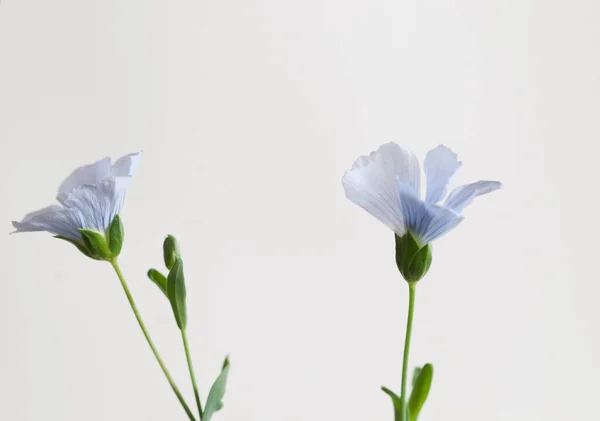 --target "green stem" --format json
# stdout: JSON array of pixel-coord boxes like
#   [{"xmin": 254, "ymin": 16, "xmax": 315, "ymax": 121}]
[
  {"xmin": 400, "ymin": 283, "xmax": 417, "ymax": 419},
  {"xmin": 182, "ymin": 329, "xmax": 204, "ymax": 420},
  {"xmin": 110, "ymin": 259, "xmax": 197, "ymax": 421}
]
